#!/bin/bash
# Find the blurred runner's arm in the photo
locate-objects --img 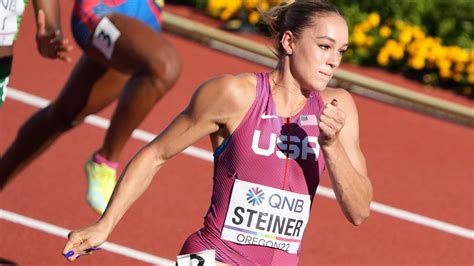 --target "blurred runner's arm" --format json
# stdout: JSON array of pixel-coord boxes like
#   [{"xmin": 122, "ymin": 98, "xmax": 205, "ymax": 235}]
[{"xmin": 31, "ymin": 0, "xmax": 73, "ymax": 61}]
